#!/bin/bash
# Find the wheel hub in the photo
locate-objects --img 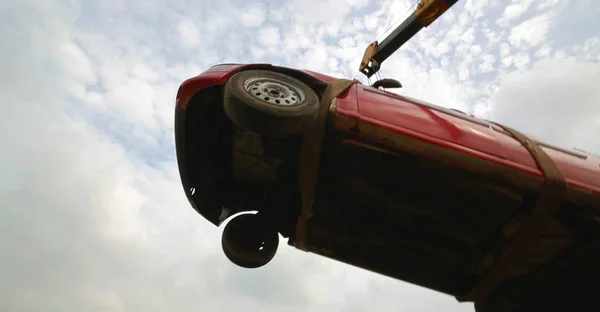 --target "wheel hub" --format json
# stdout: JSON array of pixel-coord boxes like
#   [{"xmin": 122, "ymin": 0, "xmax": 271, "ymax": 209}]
[{"xmin": 244, "ymin": 76, "xmax": 305, "ymax": 106}]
